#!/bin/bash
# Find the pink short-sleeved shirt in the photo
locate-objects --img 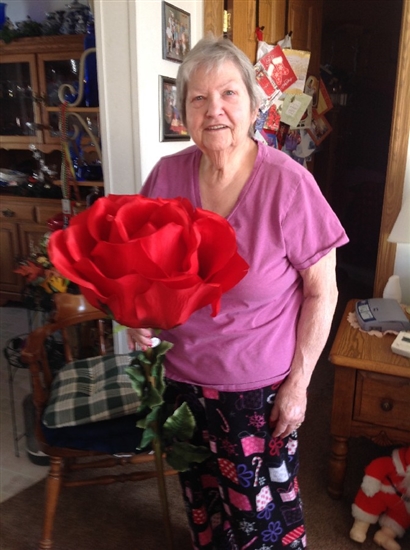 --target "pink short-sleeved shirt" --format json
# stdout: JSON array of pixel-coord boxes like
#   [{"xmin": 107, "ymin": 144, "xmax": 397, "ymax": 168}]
[{"xmin": 141, "ymin": 141, "xmax": 348, "ymax": 391}]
